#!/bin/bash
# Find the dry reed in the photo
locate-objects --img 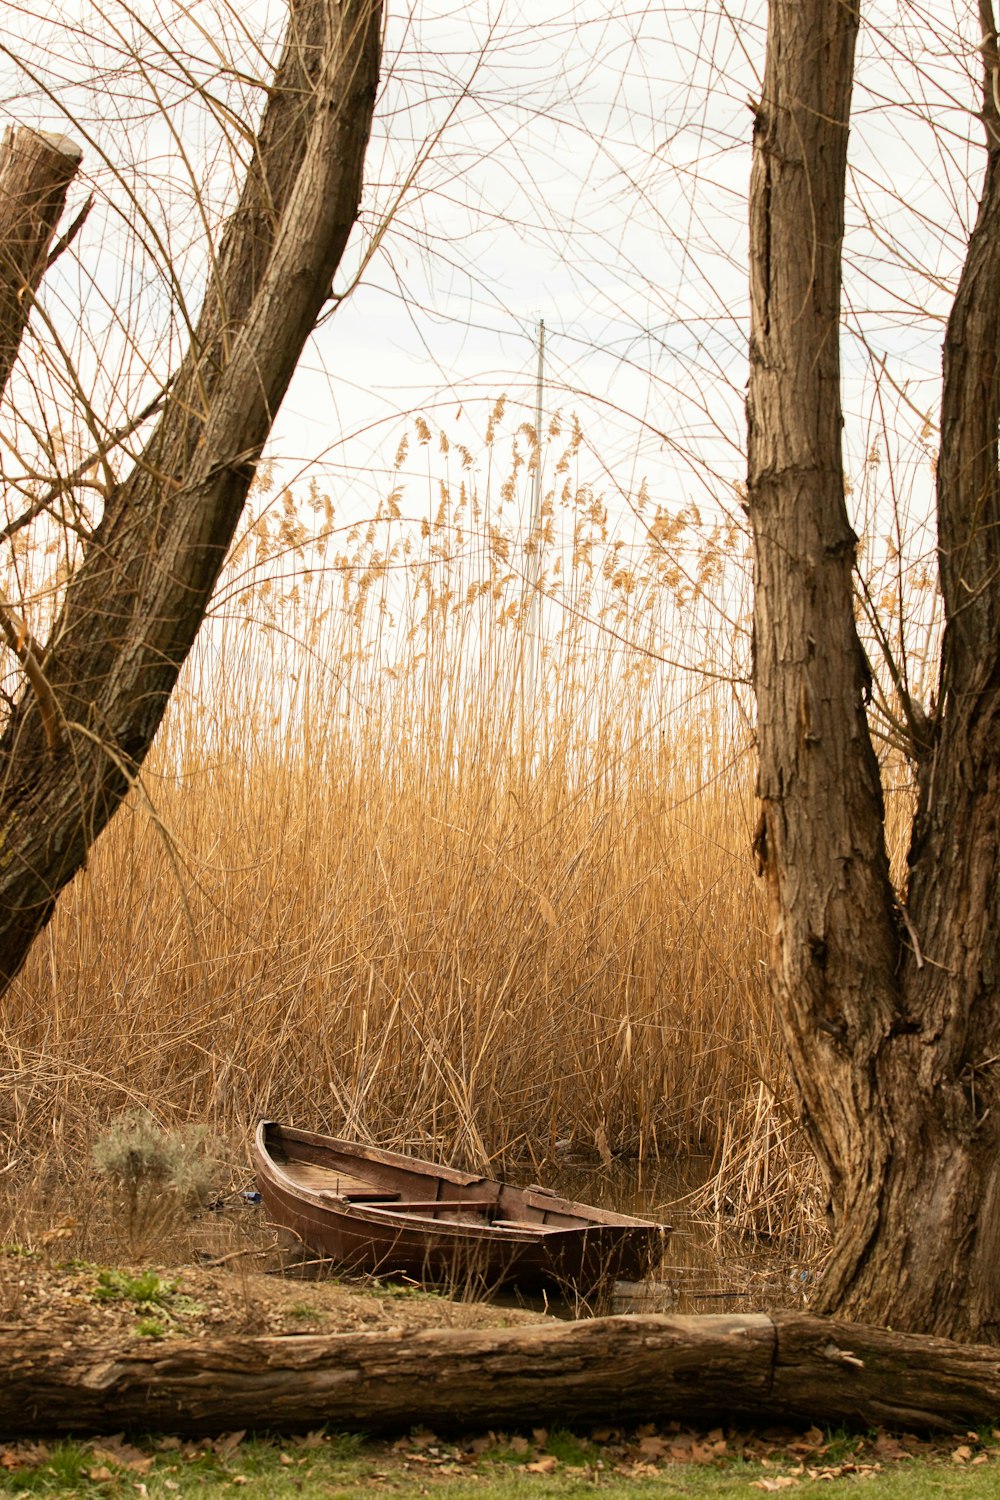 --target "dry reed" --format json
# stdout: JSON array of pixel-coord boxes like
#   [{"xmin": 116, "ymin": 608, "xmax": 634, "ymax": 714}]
[{"xmin": 1, "ymin": 404, "xmax": 792, "ymax": 1251}]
